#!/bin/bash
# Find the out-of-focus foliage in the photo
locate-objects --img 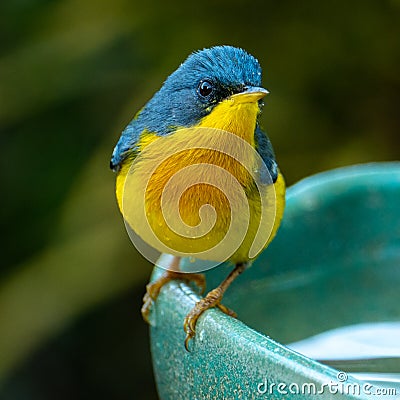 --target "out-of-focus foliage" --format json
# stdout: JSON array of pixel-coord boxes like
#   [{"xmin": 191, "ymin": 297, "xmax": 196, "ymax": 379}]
[{"xmin": 0, "ymin": 0, "xmax": 399, "ymax": 398}]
